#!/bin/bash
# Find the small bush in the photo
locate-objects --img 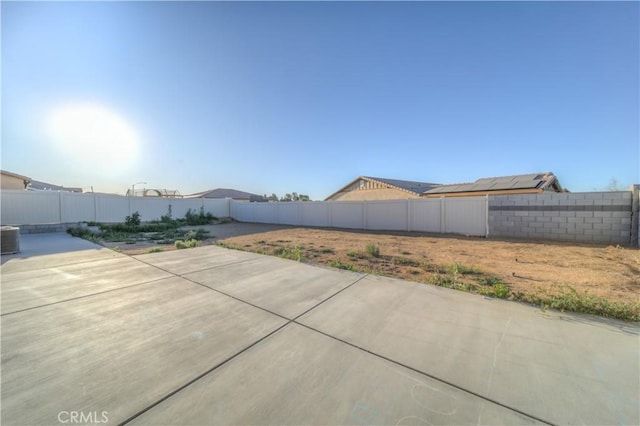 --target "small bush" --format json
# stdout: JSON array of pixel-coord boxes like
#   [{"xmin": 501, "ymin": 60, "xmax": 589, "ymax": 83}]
[
  {"xmin": 276, "ymin": 246, "xmax": 303, "ymax": 262},
  {"xmin": 175, "ymin": 239, "xmax": 199, "ymax": 249},
  {"xmin": 184, "ymin": 207, "xmax": 217, "ymax": 226},
  {"xmin": 183, "ymin": 228, "xmax": 209, "ymax": 241},
  {"xmin": 148, "ymin": 247, "xmax": 164, "ymax": 253},
  {"xmin": 365, "ymin": 243, "xmax": 380, "ymax": 258},
  {"xmin": 125, "ymin": 211, "xmax": 141, "ymax": 226}
]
